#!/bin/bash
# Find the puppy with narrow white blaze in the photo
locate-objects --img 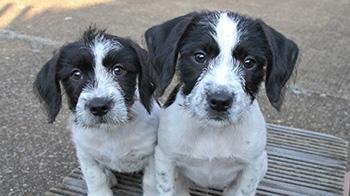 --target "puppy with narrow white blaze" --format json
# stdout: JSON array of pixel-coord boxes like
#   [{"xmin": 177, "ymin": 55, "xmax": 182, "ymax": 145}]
[
  {"xmin": 34, "ymin": 27, "xmax": 158, "ymax": 196},
  {"xmin": 145, "ymin": 11, "xmax": 299, "ymax": 196}
]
